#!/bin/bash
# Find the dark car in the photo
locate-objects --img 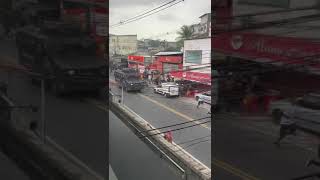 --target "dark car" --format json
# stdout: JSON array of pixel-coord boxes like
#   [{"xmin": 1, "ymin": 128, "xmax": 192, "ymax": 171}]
[
  {"xmin": 15, "ymin": 25, "xmax": 107, "ymax": 96},
  {"xmin": 114, "ymin": 68, "xmax": 145, "ymax": 92}
]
